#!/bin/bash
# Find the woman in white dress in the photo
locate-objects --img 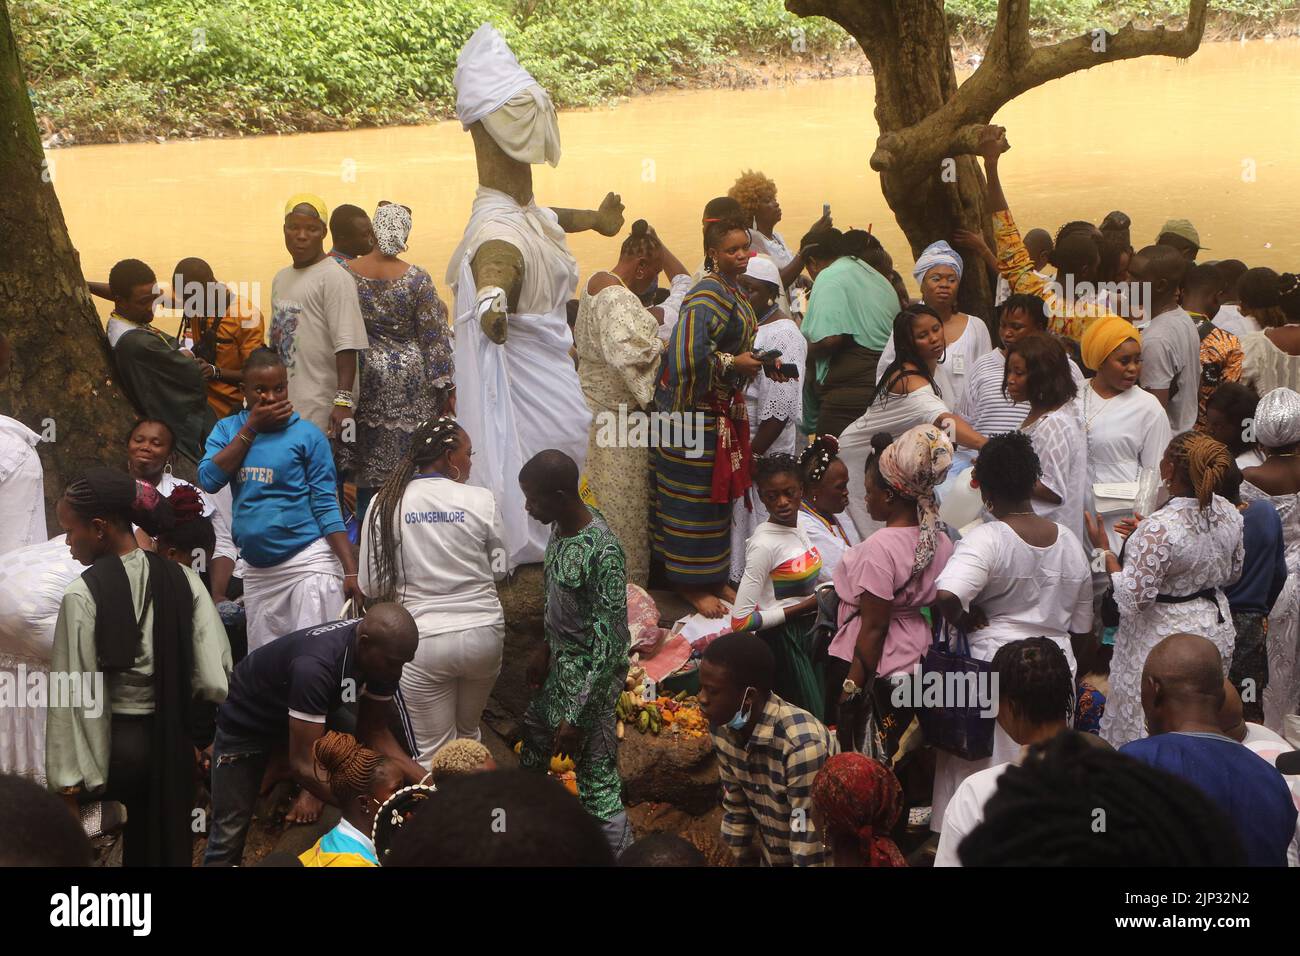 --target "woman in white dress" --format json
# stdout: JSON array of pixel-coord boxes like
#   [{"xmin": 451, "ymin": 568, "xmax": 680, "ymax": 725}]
[
  {"xmin": 1240, "ymin": 387, "xmax": 1300, "ymax": 732},
  {"xmin": 795, "ymin": 435, "xmax": 861, "ymax": 584},
  {"xmin": 841, "ymin": 305, "xmax": 987, "ymax": 539},
  {"xmin": 1006, "ymin": 333, "xmax": 1091, "ymax": 554},
  {"xmin": 876, "ymin": 241, "xmax": 991, "ymax": 411},
  {"xmin": 1077, "ymin": 317, "xmax": 1172, "ymax": 552},
  {"xmin": 1241, "ymin": 271, "xmax": 1300, "ymax": 396},
  {"xmin": 730, "ymin": 256, "xmax": 807, "ymax": 582},
  {"xmin": 1087, "ymin": 432, "xmax": 1244, "ymax": 748},
  {"xmin": 934, "ymin": 432, "xmax": 1094, "ymax": 831}
]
